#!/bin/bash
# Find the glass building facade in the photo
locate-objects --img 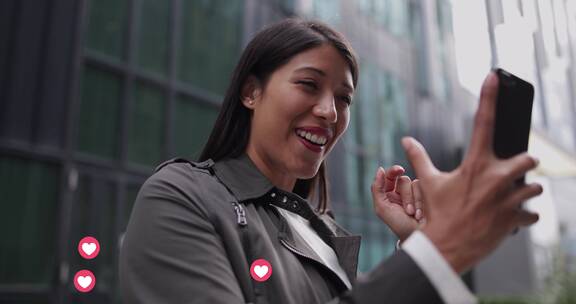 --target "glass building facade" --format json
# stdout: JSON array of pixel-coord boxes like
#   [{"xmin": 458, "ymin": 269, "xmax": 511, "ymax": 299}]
[{"xmin": 0, "ymin": 0, "xmax": 467, "ymax": 302}]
